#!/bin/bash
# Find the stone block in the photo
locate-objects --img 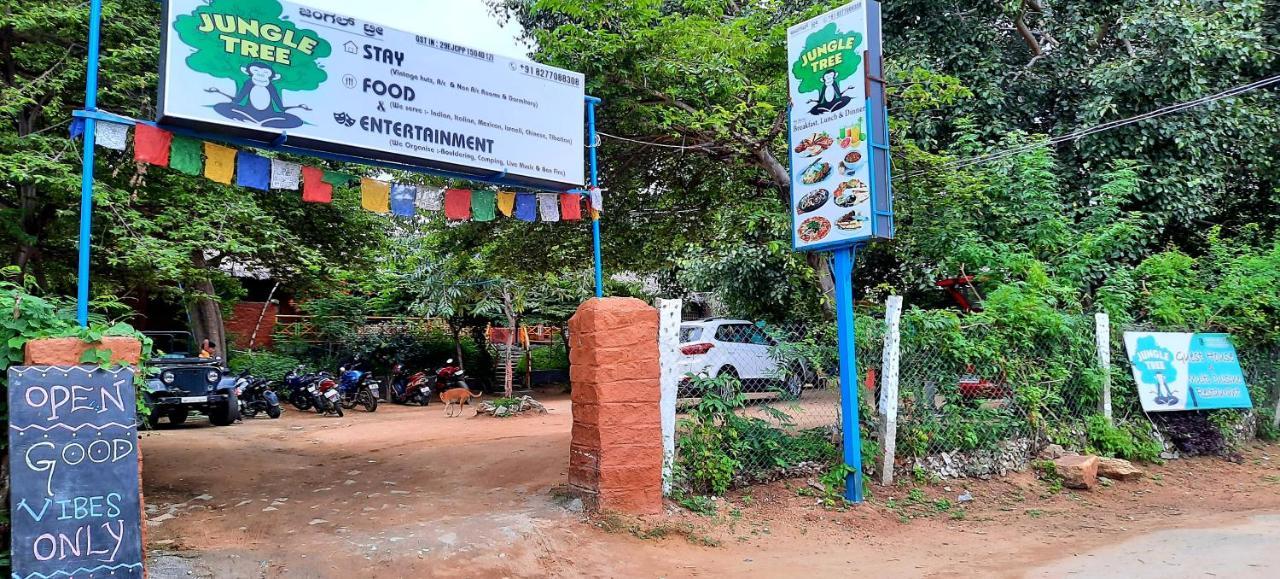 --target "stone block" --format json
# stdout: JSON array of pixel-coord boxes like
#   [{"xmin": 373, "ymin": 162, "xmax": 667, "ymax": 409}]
[
  {"xmin": 24, "ymin": 336, "xmax": 142, "ymax": 366},
  {"xmin": 569, "ymin": 297, "xmax": 657, "ymax": 333},
  {"xmin": 598, "ymin": 463, "xmax": 662, "ymax": 489},
  {"xmin": 571, "ymin": 378, "xmax": 661, "ymax": 405},
  {"xmin": 569, "ymin": 345, "xmax": 658, "ymax": 367},
  {"xmin": 571, "ymin": 360, "xmax": 660, "ymax": 386},
  {"xmin": 598, "ymin": 486, "xmax": 662, "ymax": 515},
  {"xmin": 1098, "ymin": 457, "xmax": 1144, "ymax": 481},
  {"xmin": 1054, "ymin": 455, "xmax": 1100, "ymax": 490}
]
